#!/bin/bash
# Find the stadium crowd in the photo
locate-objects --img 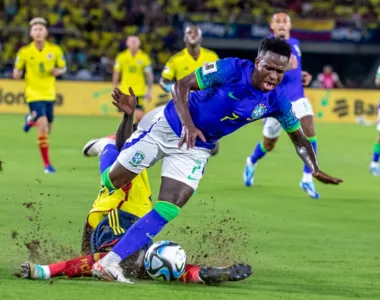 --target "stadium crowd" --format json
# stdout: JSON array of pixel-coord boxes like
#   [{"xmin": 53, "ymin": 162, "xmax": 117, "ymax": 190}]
[{"xmin": 1, "ymin": 0, "xmax": 379, "ymax": 84}]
